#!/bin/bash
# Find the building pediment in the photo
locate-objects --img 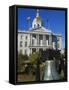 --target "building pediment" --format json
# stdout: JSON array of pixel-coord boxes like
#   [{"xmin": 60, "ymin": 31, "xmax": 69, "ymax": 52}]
[{"xmin": 29, "ymin": 26, "xmax": 51, "ymax": 33}]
